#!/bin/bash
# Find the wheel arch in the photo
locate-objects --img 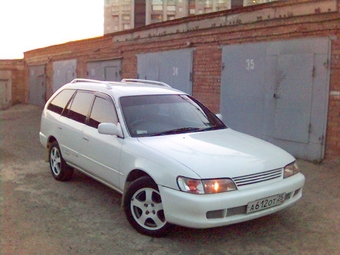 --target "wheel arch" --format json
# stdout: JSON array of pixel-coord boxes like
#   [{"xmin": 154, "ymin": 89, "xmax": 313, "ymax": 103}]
[
  {"xmin": 44, "ymin": 136, "xmax": 57, "ymax": 162},
  {"xmin": 121, "ymin": 169, "xmax": 153, "ymax": 207},
  {"xmin": 47, "ymin": 136, "xmax": 57, "ymax": 146}
]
